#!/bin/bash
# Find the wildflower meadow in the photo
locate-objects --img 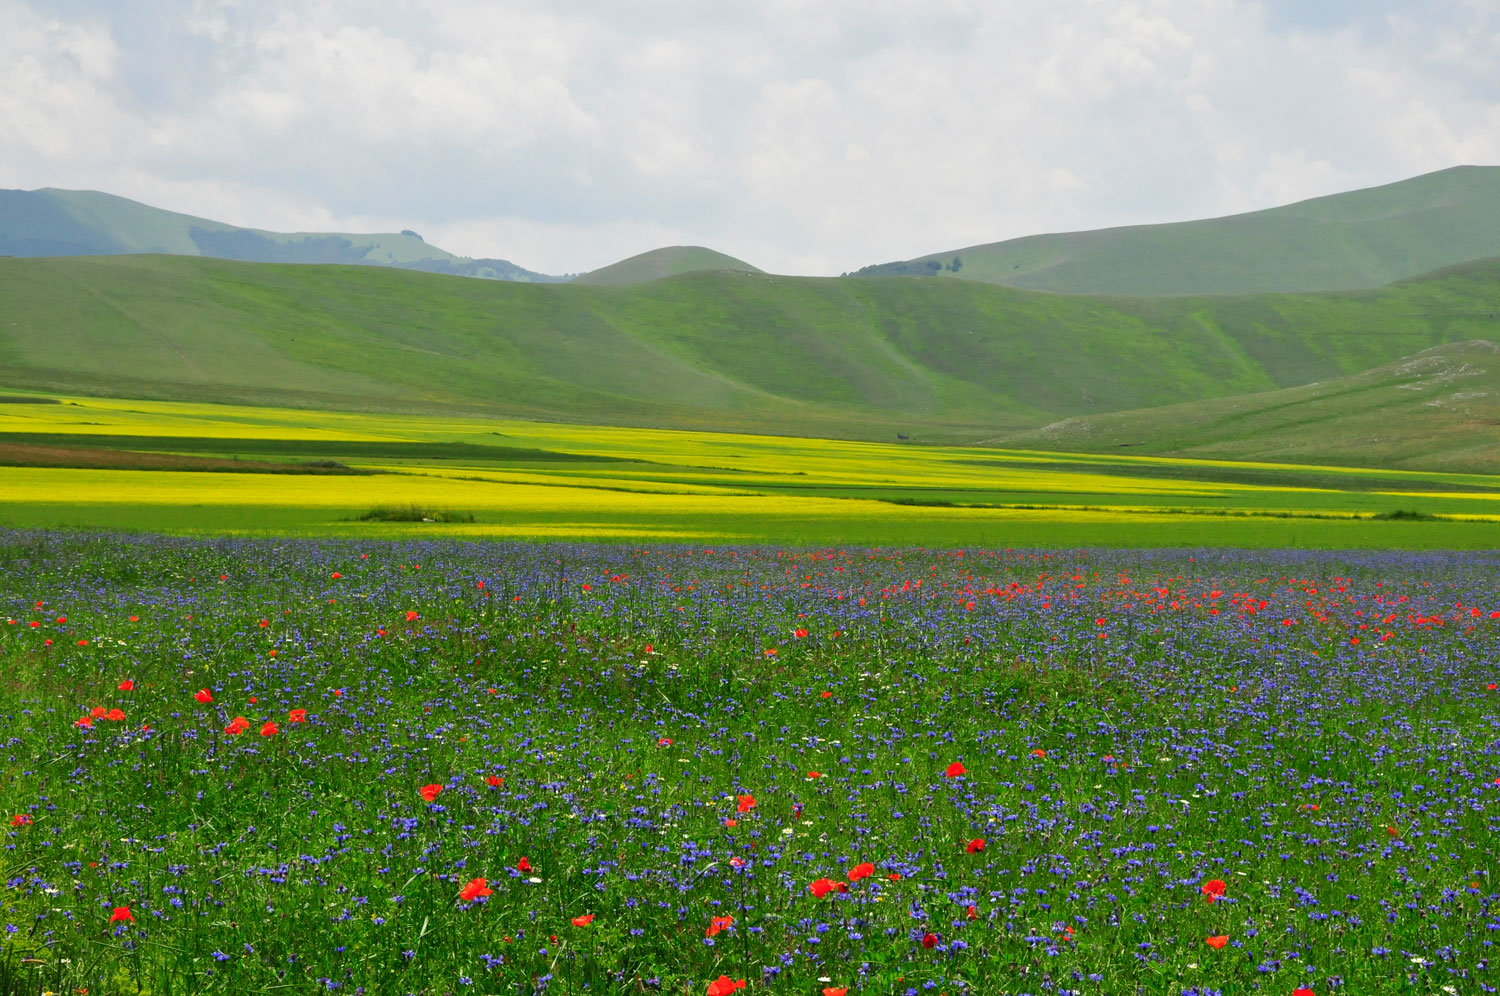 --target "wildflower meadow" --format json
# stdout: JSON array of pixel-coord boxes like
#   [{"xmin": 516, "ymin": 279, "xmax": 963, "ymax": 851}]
[{"xmin": 1, "ymin": 531, "xmax": 1497, "ymax": 995}]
